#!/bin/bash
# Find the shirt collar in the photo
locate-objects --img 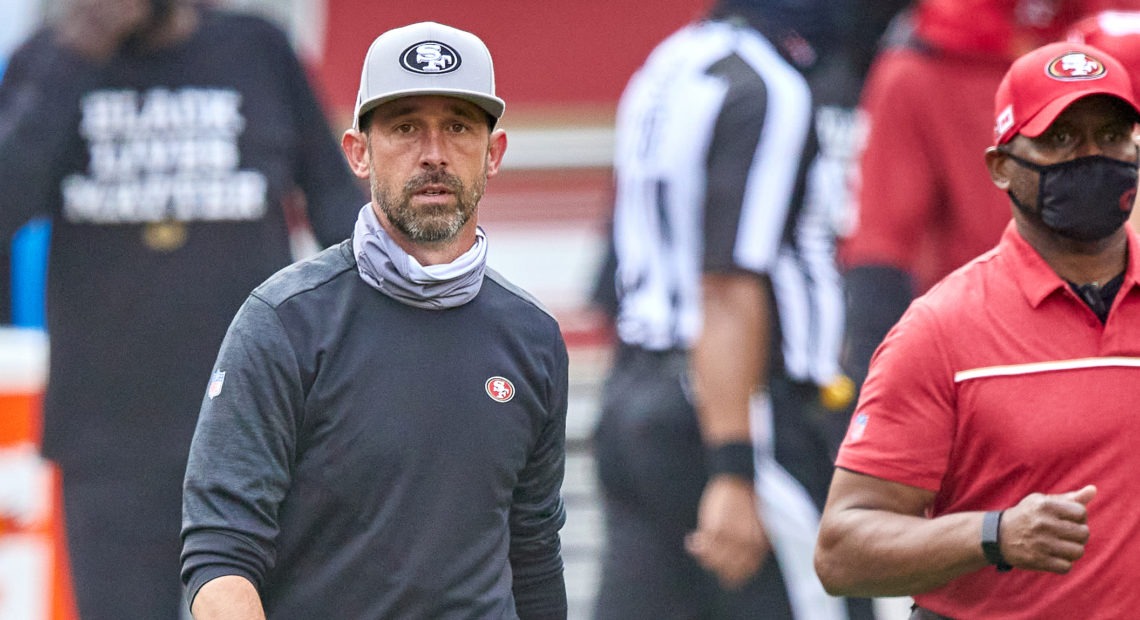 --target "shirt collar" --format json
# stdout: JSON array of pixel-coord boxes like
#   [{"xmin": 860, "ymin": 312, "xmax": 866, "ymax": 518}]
[{"xmin": 1006, "ymin": 220, "xmax": 1140, "ymax": 308}]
